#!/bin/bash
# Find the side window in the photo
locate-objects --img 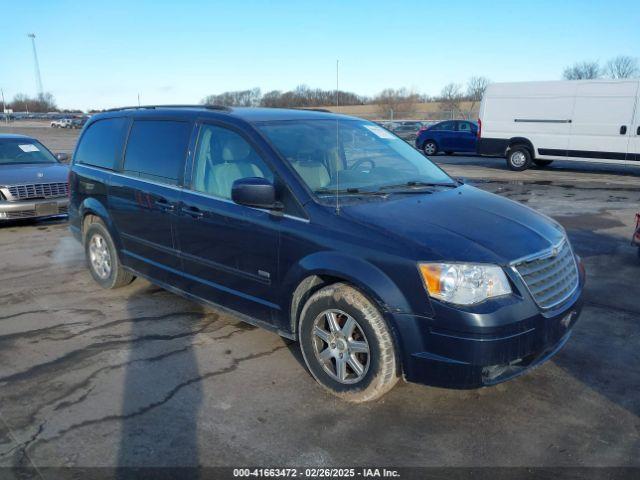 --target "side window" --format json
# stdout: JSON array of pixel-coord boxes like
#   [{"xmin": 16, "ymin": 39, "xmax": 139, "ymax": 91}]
[
  {"xmin": 458, "ymin": 122, "xmax": 471, "ymax": 132},
  {"xmin": 435, "ymin": 121, "xmax": 456, "ymax": 131},
  {"xmin": 123, "ymin": 120, "xmax": 192, "ymax": 185},
  {"xmin": 192, "ymin": 124, "xmax": 273, "ymax": 199},
  {"xmin": 75, "ymin": 117, "xmax": 128, "ymax": 169}
]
